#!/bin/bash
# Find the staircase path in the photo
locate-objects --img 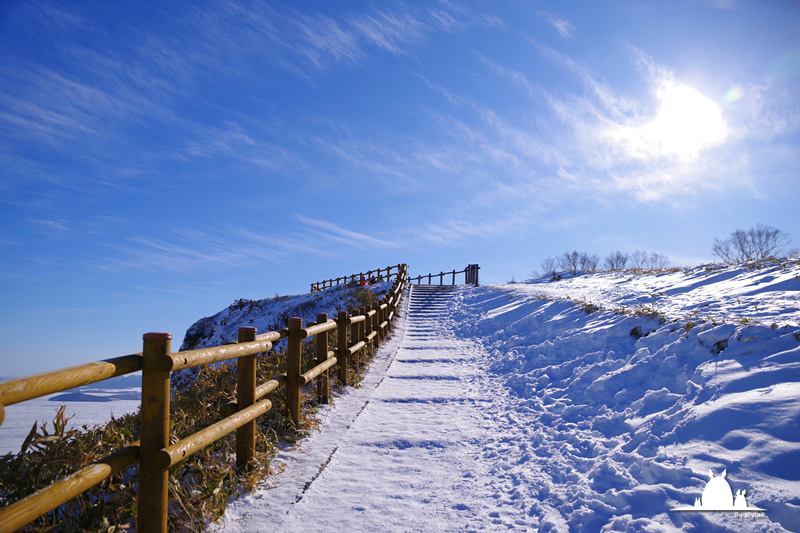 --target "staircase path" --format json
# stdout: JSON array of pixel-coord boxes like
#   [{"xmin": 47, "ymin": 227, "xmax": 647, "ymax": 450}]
[{"xmin": 211, "ymin": 284, "xmax": 497, "ymax": 532}]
